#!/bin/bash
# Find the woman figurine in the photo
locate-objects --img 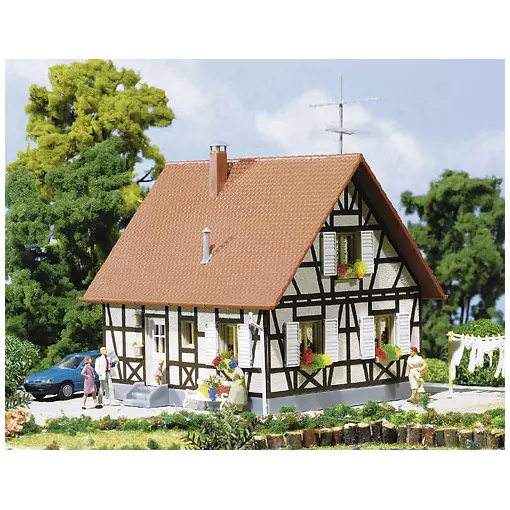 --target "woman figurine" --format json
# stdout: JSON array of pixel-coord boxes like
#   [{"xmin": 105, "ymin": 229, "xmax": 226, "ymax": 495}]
[
  {"xmin": 227, "ymin": 359, "xmax": 248, "ymax": 413},
  {"xmin": 81, "ymin": 356, "xmax": 97, "ymax": 410},
  {"xmin": 154, "ymin": 360, "xmax": 164, "ymax": 385},
  {"xmin": 407, "ymin": 346, "xmax": 427, "ymax": 402}
]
